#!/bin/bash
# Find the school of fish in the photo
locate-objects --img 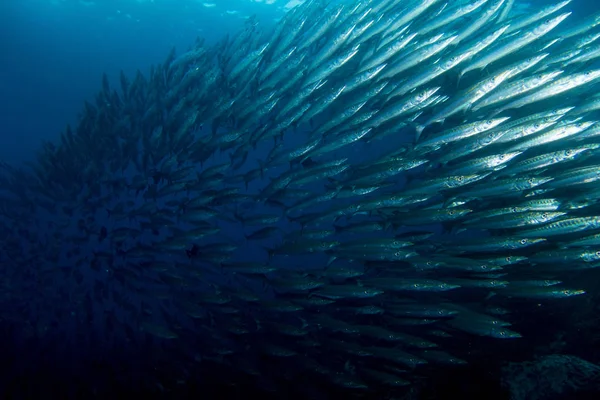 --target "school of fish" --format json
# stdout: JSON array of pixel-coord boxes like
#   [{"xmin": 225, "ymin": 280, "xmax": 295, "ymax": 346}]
[{"xmin": 2, "ymin": 0, "xmax": 600, "ymax": 396}]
